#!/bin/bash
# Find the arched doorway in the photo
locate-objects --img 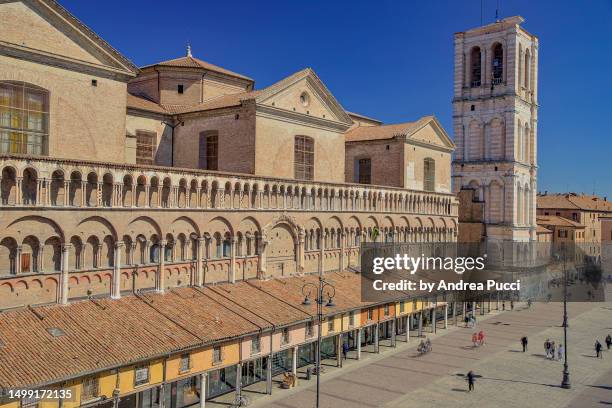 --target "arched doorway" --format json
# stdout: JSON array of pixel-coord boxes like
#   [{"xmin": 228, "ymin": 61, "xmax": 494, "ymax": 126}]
[{"xmin": 266, "ymin": 223, "xmax": 296, "ymax": 277}]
